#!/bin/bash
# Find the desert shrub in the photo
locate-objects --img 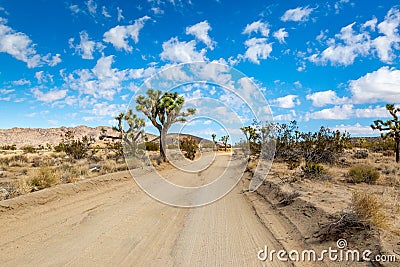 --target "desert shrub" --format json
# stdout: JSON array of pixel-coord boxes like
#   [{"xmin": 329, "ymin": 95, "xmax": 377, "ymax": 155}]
[
  {"xmin": 145, "ymin": 141, "xmax": 159, "ymax": 151},
  {"xmin": 284, "ymin": 153, "xmax": 301, "ymax": 170},
  {"xmin": 348, "ymin": 165, "xmax": 379, "ymax": 184},
  {"xmin": 354, "ymin": 150, "xmax": 368, "ymax": 159},
  {"xmin": 21, "ymin": 145, "xmax": 36, "ymax": 153},
  {"xmin": 180, "ymin": 137, "xmax": 197, "ymax": 160},
  {"xmin": 301, "ymin": 162, "xmax": 326, "ymax": 179},
  {"xmin": 55, "ymin": 130, "xmax": 95, "ymax": 160},
  {"xmin": 351, "ymin": 191, "xmax": 386, "ymax": 227},
  {"xmin": 382, "ymin": 150, "xmax": 395, "ymax": 157},
  {"xmin": 1, "ymin": 144, "xmax": 16, "ymax": 150},
  {"xmin": 28, "ymin": 167, "xmax": 58, "ymax": 190}
]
